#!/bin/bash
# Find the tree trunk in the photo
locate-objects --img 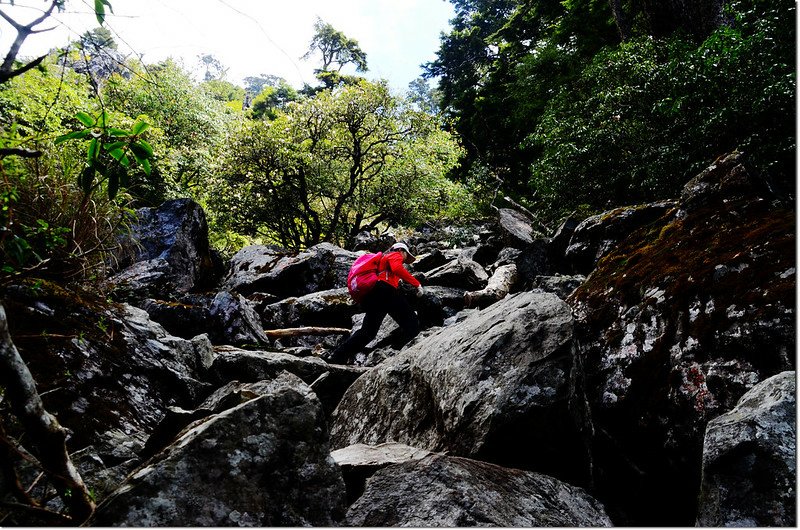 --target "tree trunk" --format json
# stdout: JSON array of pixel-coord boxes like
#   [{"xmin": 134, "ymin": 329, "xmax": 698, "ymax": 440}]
[
  {"xmin": 607, "ymin": 0, "xmax": 632, "ymax": 41},
  {"xmin": 0, "ymin": 303, "xmax": 95, "ymax": 523}
]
